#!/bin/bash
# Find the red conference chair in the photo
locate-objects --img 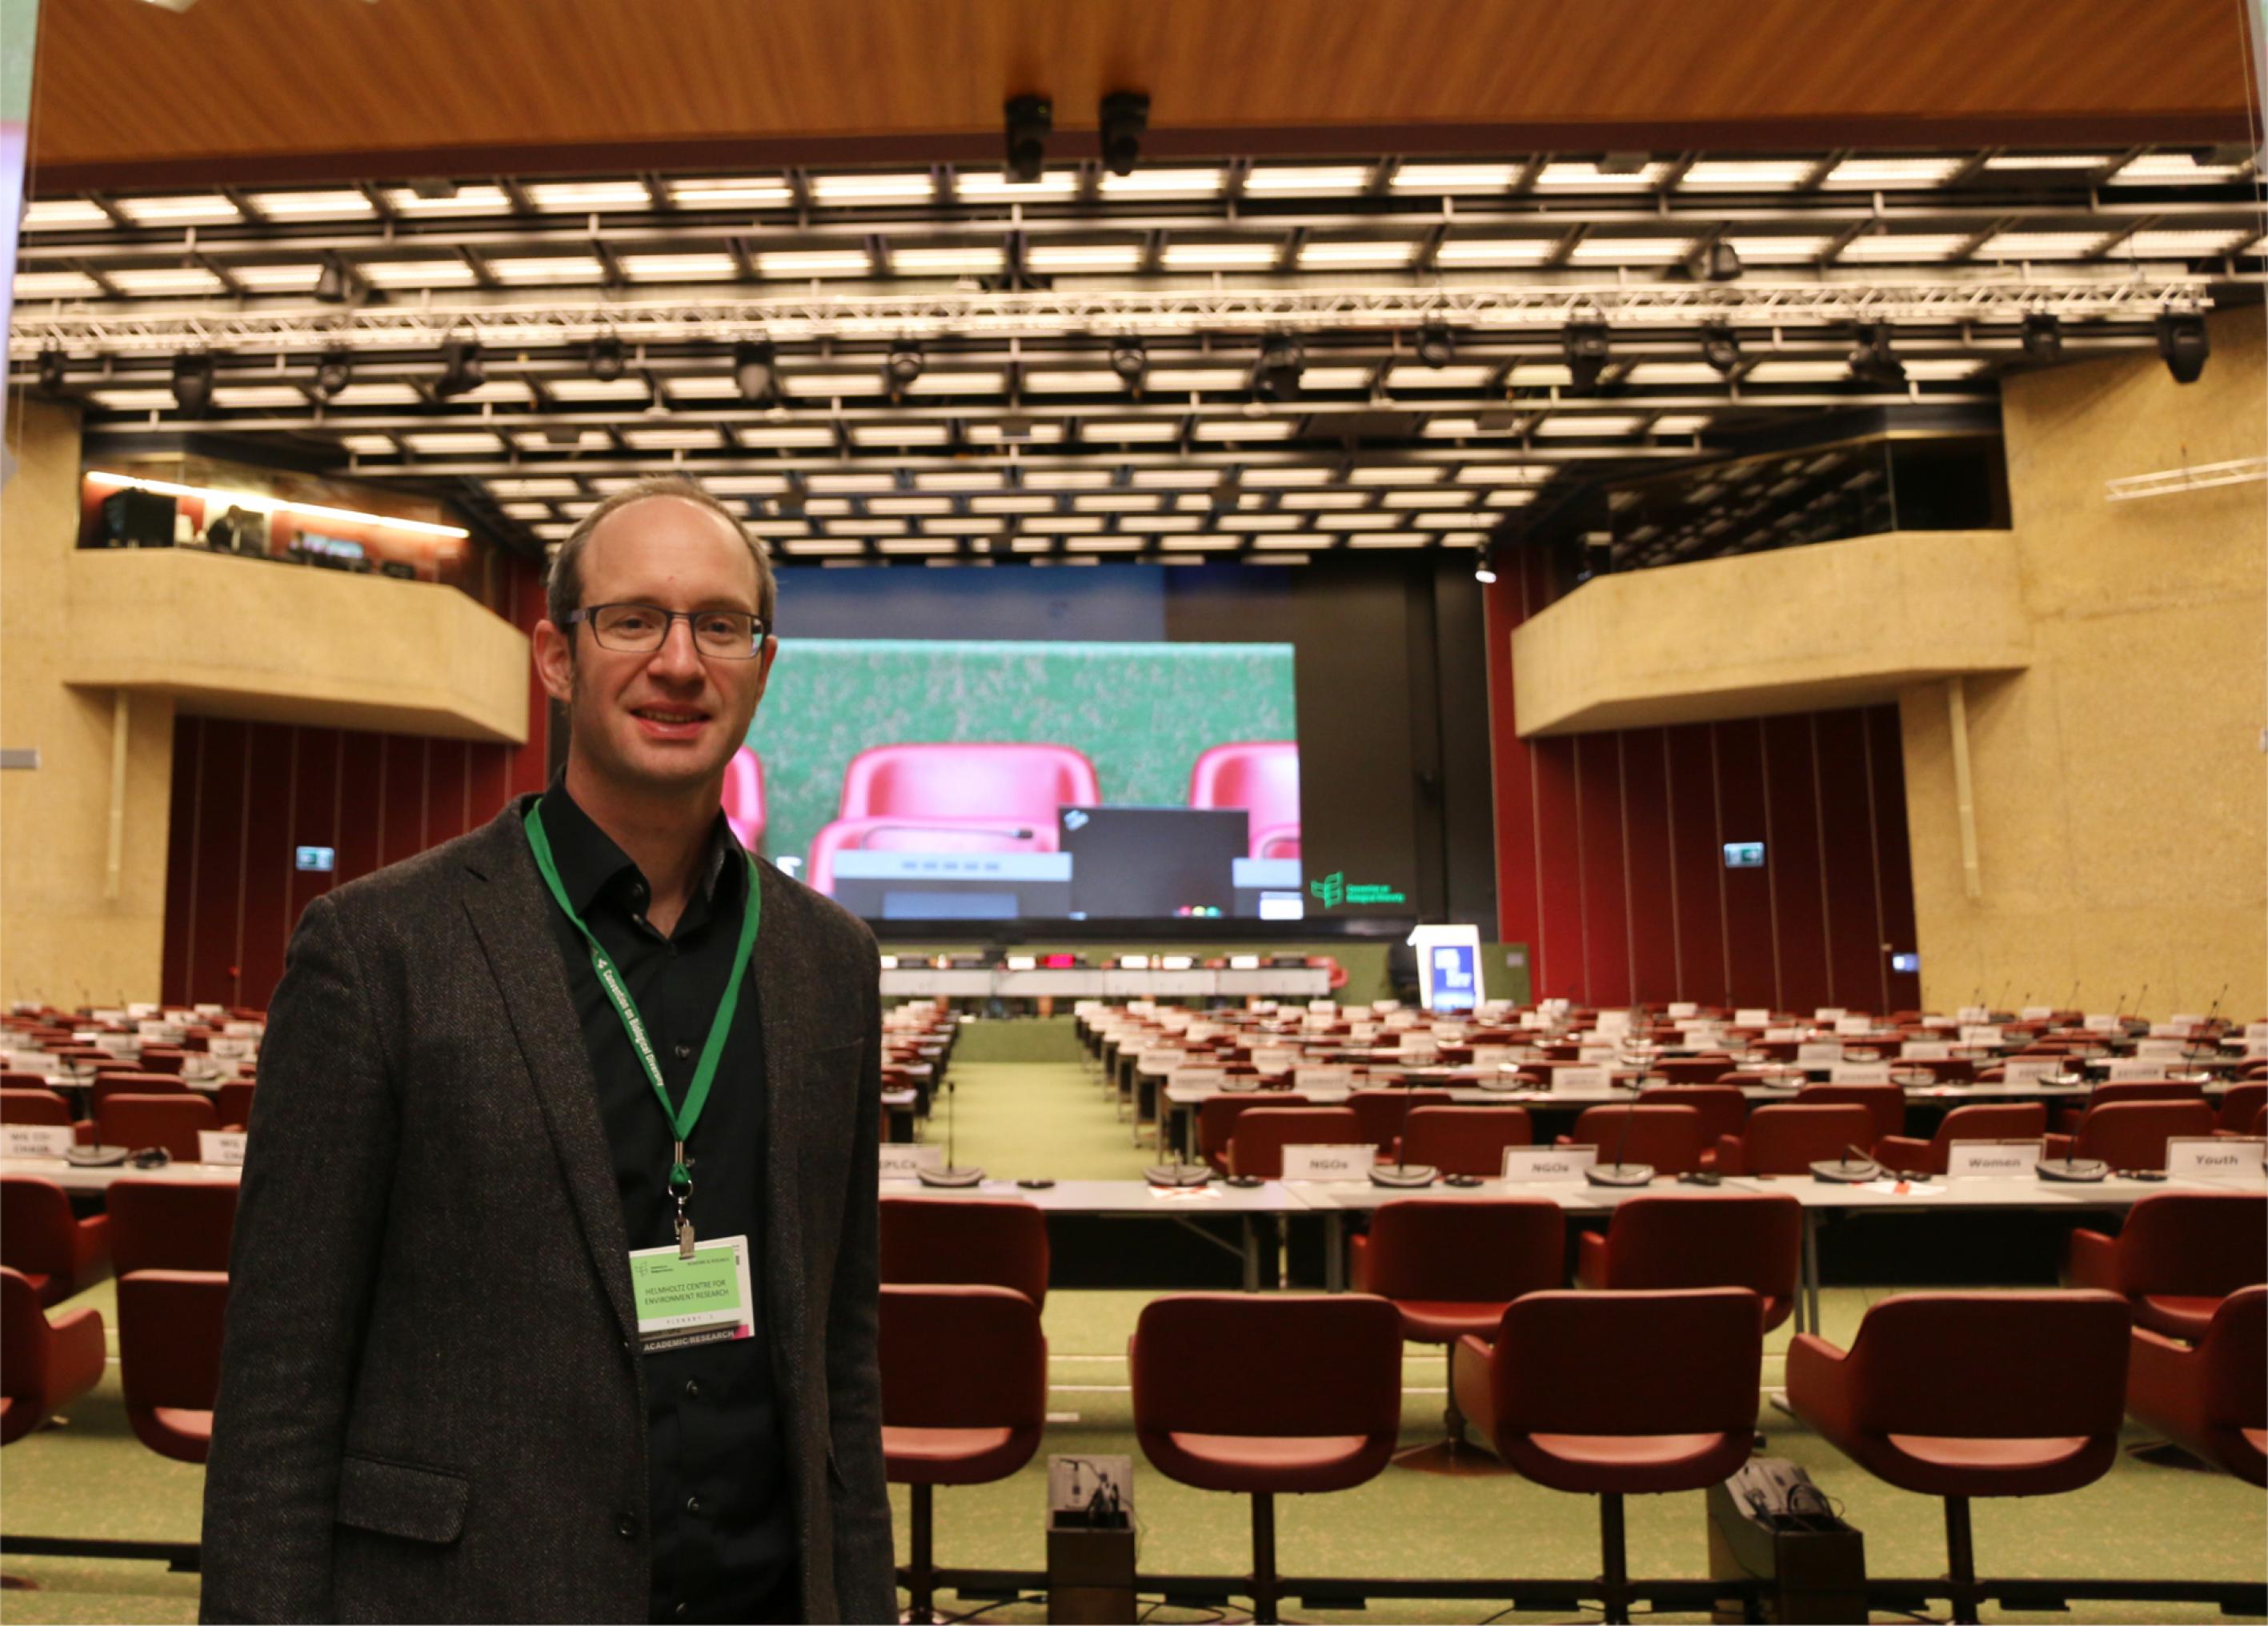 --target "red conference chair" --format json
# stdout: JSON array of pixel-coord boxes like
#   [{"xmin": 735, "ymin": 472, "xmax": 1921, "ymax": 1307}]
[
  {"xmin": 214, "ymin": 1081, "xmax": 257, "ymax": 1132},
  {"xmin": 1347, "ymin": 1088, "xmax": 1454, "ymax": 1156},
  {"xmin": 1131, "ymin": 1293, "xmax": 1401, "ymax": 1625},
  {"xmin": 1788, "ymin": 1292, "xmax": 2130, "ymax": 1626},
  {"xmin": 1653, "ymin": 1057, "xmax": 1736, "ymax": 1086},
  {"xmin": 1557, "ymin": 1103, "xmax": 1708, "ymax": 1176},
  {"xmin": 2214, "ymin": 1081, "xmax": 2266, "ymax": 1135},
  {"xmin": 1196, "ymin": 1094, "xmax": 1312, "ymax": 1175},
  {"xmin": 89, "ymin": 1073, "xmax": 191, "ymax": 1115},
  {"xmin": 1188, "ymin": 742, "xmax": 1300, "ymax": 860},
  {"xmin": 2126, "ymin": 1285, "xmax": 2266, "ymax": 1487},
  {"xmin": 879, "ymin": 1195, "xmax": 1049, "ymax": 1309},
  {"xmin": 1400, "ymin": 1106, "xmax": 1535, "ymax": 1177},
  {"xmin": 1228, "ymin": 1107, "xmax": 1365, "ymax": 1180},
  {"xmin": 1348, "ymin": 1198, "xmax": 1565, "ymax": 1443},
  {"xmin": 2042, "ymin": 1099, "xmax": 2217, "ymax": 1171},
  {"xmin": 880, "ymin": 1285, "xmax": 1047, "ymax": 1623},
  {"xmin": 1716, "ymin": 1103, "xmax": 1877, "ymax": 1176},
  {"xmin": 2065, "ymin": 1190, "xmax": 2268, "ymax": 1340},
  {"xmin": 1796, "ymin": 1083, "xmax": 1907, "ymax": 1145},
  {"xmin": 97, "ymin": 1094, "xmax": 218, "ymax": 1162},
  {"xmin": 1876, "ymin": 1102, "xmax": 2050, "ymax": 1175},
  {"xmin": 1573, "ymin": 1193, "xmax": 1804, "ymax": 1332},
  {"xmin": 0, "ymin": 1175, "xmax": 110, "ymax": 1308},
  {"xmin": 1636, "ymin": 1084, "xmax": 1747, "ymax": 1149},
  {"xmin": 806, "ymin": 816, "xmax": 1061, "ymax": 895},
  {"xmin": 1, "ymin": 1086, "xmax": 94, "ymax": 1145},
  {"xmin": 0, "ymin": 1267, "xmax": 105, "ymax": 1446},
  {"xmin": 2053, "ymin": 1079, "xmax": 2207, "ymax": 1135},
  {"xmin": 133, "ymin": 1049, "xmax": 188, "ymax": 1076},
  {"xmin": 1453, "ymin": 1289, "xmax": 1763, "ymax": 1625},
  {"xmin": 106, "ymin": 1179, "xmax": 239, "ymax": 1276},
  {"xmin": 116, "ymin": 1268, "xmax": 230, "ymax": 1462},
  {"xmin": 719, "ymin": 744, "xmax": 766, "ymax": 854}
]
